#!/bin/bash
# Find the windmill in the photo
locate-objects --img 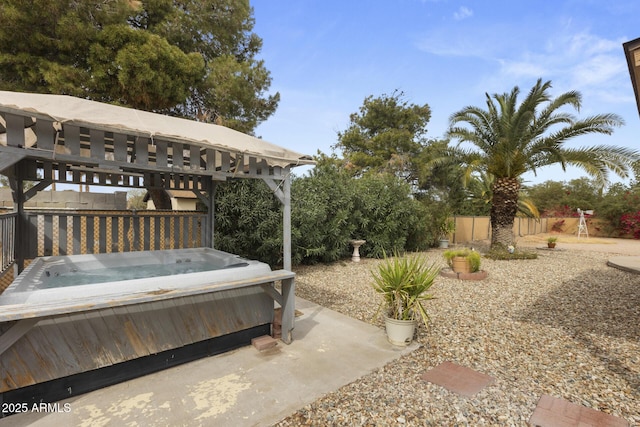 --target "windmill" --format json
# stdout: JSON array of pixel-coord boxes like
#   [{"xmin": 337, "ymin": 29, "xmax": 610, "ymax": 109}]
[{"xmin": 577, "ymin": 209, "xmax": 593, "ymax": 239}]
